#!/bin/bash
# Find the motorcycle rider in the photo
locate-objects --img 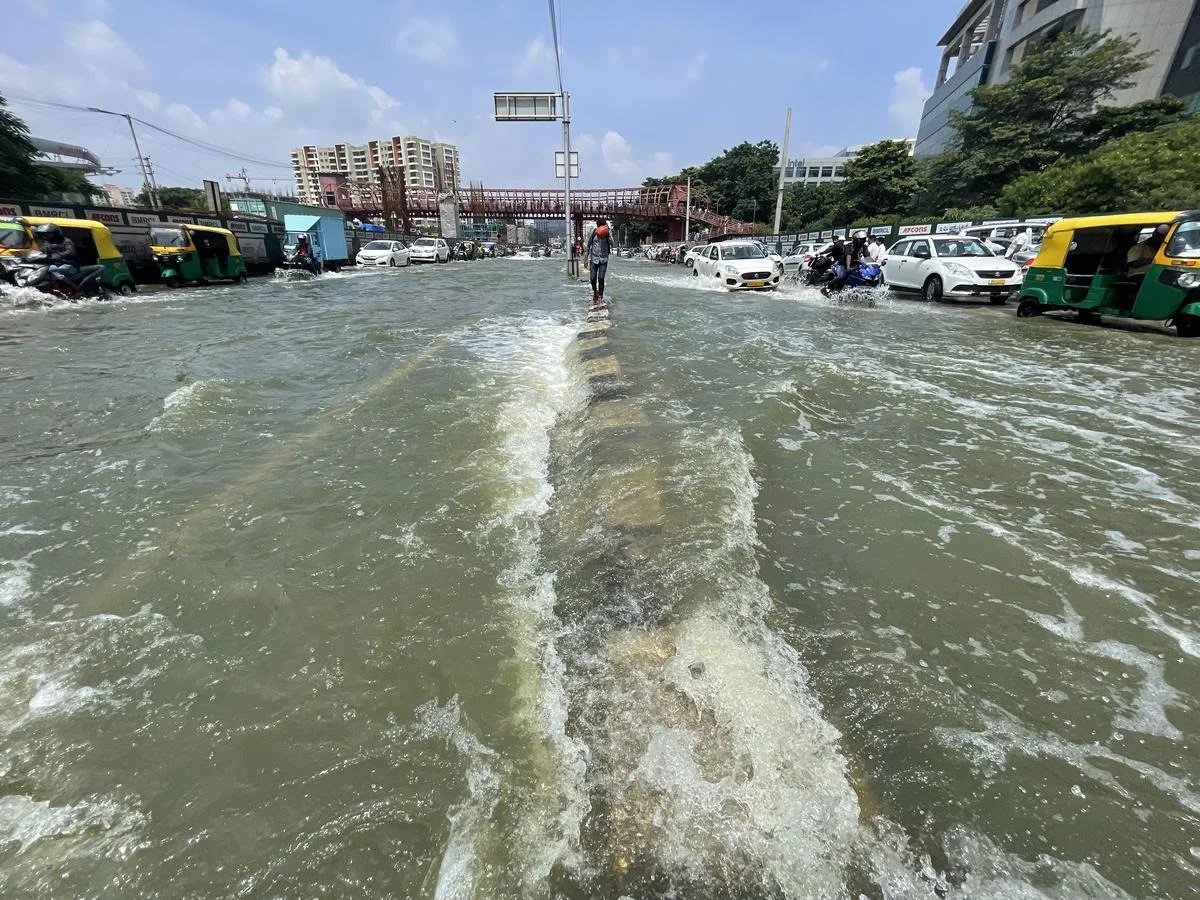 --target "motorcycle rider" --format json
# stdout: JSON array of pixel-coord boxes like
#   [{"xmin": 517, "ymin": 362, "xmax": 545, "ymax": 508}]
[
  {"xmin": 33, "ymin": 223, "xmax": 80, "ymax": 286},
  {"xmin": 810, "ymin": 235, "xmax": 843, "ymax": 283},
  {"xmin": 291, "ymin": 234, "xmax": 322, "ymax": 274},
  {"xmin": 823, "ymin": 231, "xmax": 870, "ymax": 296}
]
